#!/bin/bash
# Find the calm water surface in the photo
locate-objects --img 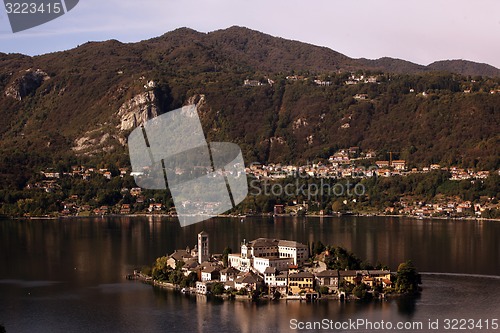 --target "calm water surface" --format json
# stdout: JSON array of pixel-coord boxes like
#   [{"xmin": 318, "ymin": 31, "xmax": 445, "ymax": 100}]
[{"xmin": 0, "ymin": 216, "xmax": 499, "ymax": 332}]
